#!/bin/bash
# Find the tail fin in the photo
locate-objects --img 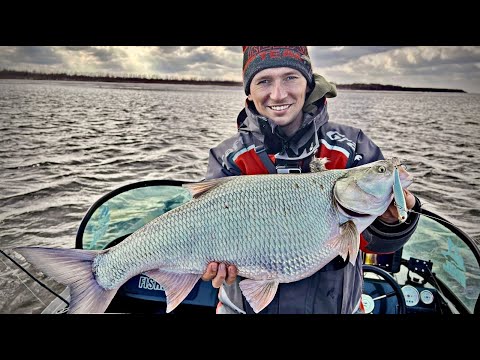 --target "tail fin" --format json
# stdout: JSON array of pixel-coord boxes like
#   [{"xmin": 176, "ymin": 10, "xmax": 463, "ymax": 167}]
[{"xmin": 14, "ymin": 247, "xmax": 118, "ymax": 314}]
